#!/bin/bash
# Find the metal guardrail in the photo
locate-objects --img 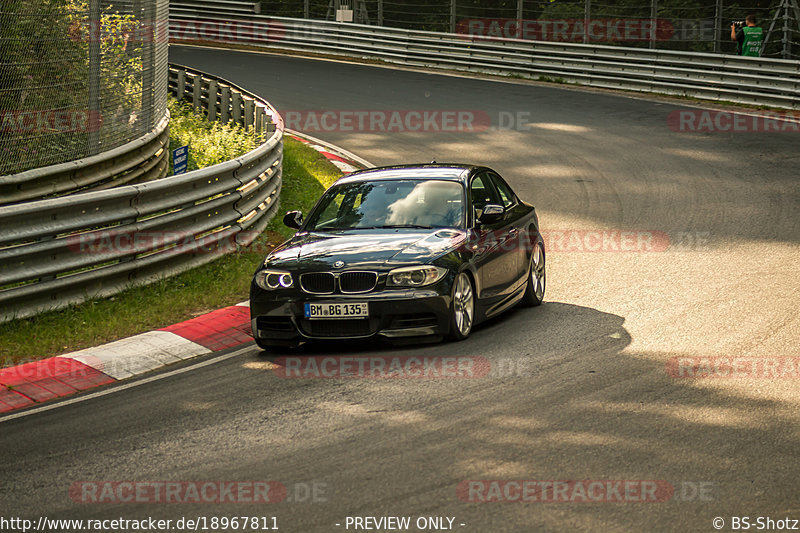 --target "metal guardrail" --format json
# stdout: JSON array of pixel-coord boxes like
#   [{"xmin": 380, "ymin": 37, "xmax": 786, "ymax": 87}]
[
  {"xmin": 0, "ymin": 115, "xmax": 170, "ymax": 206},
  {"xmin": 169, "ymin": 65, "xmax": 278, "ymax": 136},
  {"xmin": 170, "ymin": 0, "xmax": 800, "ymax": 59},
  {"xmin": 0, "ymin": 64, "xmax": 283, "ymax": 323},
  {"xmin": 169, "ymin": 14, "xmax": 800, "ymax": 109}
]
